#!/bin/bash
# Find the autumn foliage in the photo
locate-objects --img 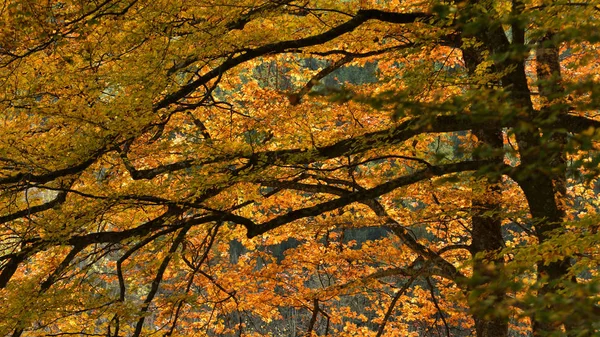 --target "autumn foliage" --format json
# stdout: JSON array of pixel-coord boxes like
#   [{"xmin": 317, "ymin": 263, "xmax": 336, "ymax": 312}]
[{"xmin": 1, "ymin": 0, "xmax": 600, "ymax": 336}]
